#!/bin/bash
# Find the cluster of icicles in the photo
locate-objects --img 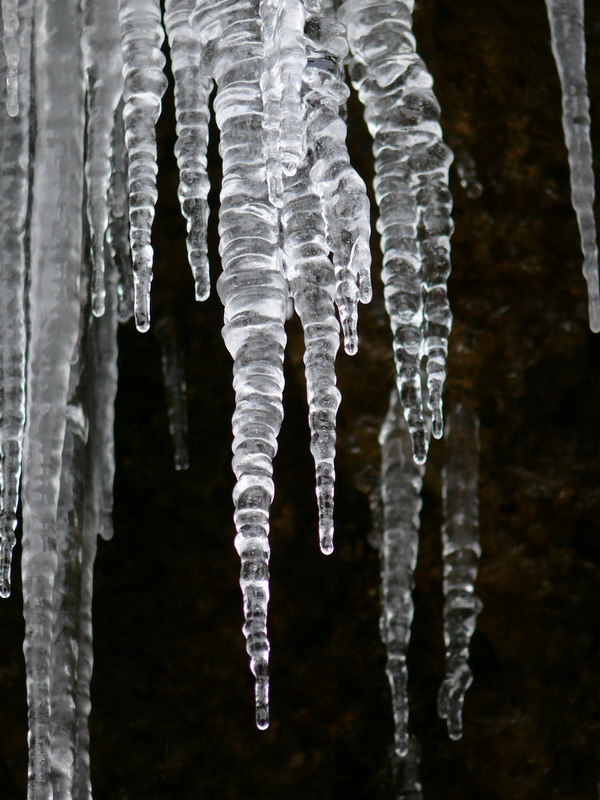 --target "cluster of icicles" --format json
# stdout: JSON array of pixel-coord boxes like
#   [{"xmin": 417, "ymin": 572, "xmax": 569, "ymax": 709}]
[{"xmin": 0, "ymin": 0, "xmax": 597, "ymax": 795}]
